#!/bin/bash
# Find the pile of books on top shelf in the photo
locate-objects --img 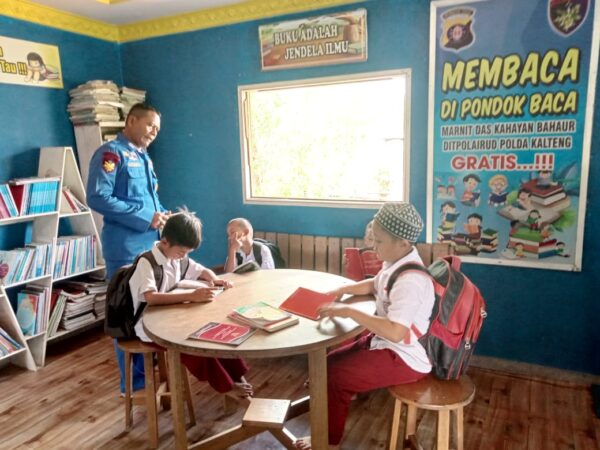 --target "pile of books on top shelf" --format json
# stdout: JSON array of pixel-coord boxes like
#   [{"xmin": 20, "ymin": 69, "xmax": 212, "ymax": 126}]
[
  {"xmin": 0, "ymin": 326, "xmax": 23, "ymax": 356},
  {"xmin": 68, "ymin": 80, "xmax": 123, "ymax": 125},
  {"xmin": 120, "ymin": 86, "xmax": 146, "ymax": 117}
]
